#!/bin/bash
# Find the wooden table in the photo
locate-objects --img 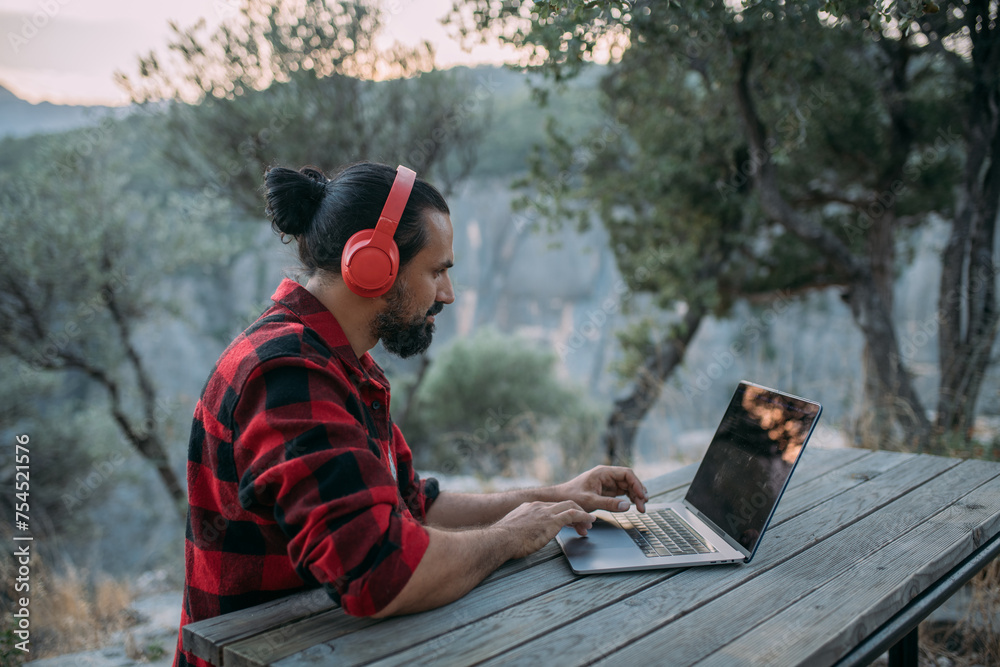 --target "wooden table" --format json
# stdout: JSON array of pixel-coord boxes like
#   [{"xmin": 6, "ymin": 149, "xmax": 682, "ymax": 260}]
[{"xmin": 184, "ymin": 447, "xmax": 1000, "ymax": 666}]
